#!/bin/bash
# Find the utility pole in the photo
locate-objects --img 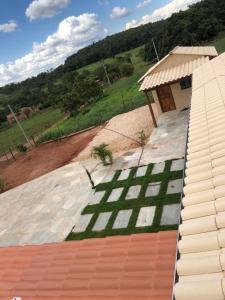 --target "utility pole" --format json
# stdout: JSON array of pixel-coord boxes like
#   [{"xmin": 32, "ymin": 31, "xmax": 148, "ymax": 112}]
[
  {"xmin": 8, "ymin": 105, "xmax": 32, "ymax": 147},
  {"xmin": 101, "ymin": 59, "xmax": 111, "ymax": 86},
  {"xmin": 152, "ymin": 38, "xmax": 160, "ymax": 62}
]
